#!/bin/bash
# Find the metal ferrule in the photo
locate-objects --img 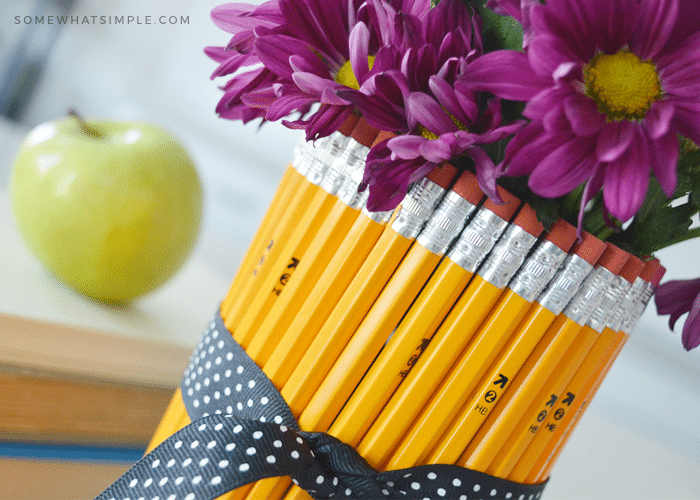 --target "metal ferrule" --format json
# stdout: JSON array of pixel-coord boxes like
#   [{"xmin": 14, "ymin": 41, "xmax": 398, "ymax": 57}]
[
  {"xmin": 447, "ymin": 207, "xmax": 510, "ymax": 273},
  {"xmin": 416, "ymin": 190, "xmax": 478, "ymax": 256},
  {"xmin": 586, "ymin": 274, "xmax": 632, "ymax": 333},
  {"xmin": 321, "ymin": 139, "xmax": 369, "ymax": 196},
  {"xmin": 608, "ymin": 276, "xmax": 645, "ymax": 333},
  {"xmin": 390, "ymin": 177, "xmax": 447, "ymax": 239},
  {"xmin": 537, "ymin": 254, "xmax": 594, "ymax": 315},
  {"xmin": 339, "ymin": 182, "xmax": 369, "ymax": 210},
  {"xmin": 478, "ymin": 224, "xmax": 539, "ymax": 289},
  {"xmin": 362, "ymin": 204, "xmax": 394, "ymax": 224},
  {"xmin": 621, "ymin": 281, "xmax": 655, "ymax": 334},
  {"xmin": 302, "ymin": 133, "xmax": 352, "ymax": 182},
  {"xmin": 509, "ymin": 240, "xmax": 569, "ymax": 303},
  {"xmin": 563, "ymin": 266, "xmax": 617, "ymax": 327}
]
